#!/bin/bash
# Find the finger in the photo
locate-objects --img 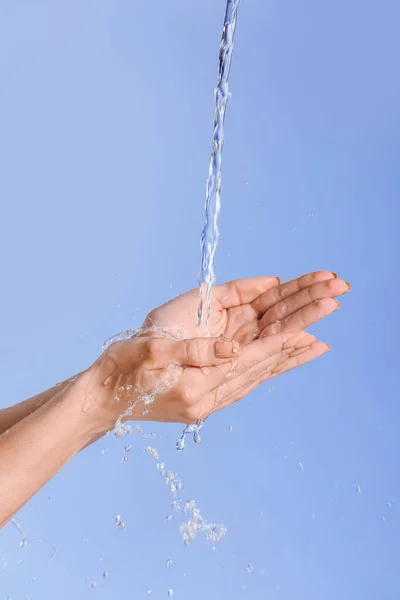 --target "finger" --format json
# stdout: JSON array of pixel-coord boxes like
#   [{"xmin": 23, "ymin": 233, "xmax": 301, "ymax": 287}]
[
  {"xmin": 144, "ymin": 337, "xmax": 241, "ymax": 368},
  {"xmin": 208, "ymin": 341, "xmax": 330, "ymax": 415},
  {"xmin": 233, "ymin": 330, "xmax": 315, "ymax": 366},
  {"xmin": 258, "ymin": 278, "xmax": 350, "ymax": 332},
  {"xmin": 251, "ymin": 271, "xmax": 339, "ymax": 318},
  {"xmin": 270, "ymin": 341, "xmax": 330, "ymax": 376},
  {"xmin": 213, "ymin": 276, "xmax": 280, "ymax": 309},
  {"xmin": 261, "ymin": 298, "xmax": 340, "ymax": 336},
  {"xmin": 195, "ymin": 330, "xmax": 316, "ymax": 392}
]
